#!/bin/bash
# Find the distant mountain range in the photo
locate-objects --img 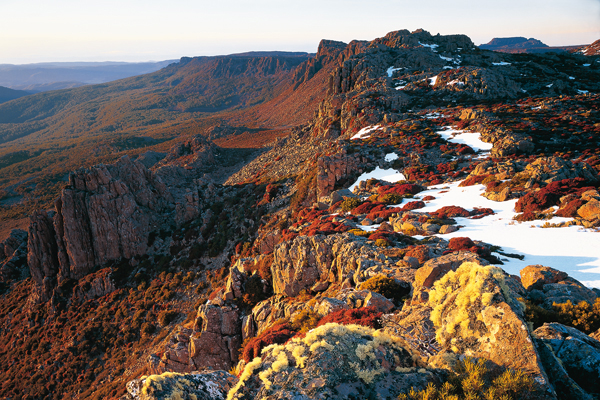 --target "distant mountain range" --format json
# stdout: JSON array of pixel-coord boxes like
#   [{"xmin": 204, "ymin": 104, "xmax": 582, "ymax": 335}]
[
  {"xmin": 479, "ymin": 37, "xmax": 587, "ymax": 53},
  {"xmin": 0, "ymin": 60, "xmax": 176, "ymax": 92}
]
